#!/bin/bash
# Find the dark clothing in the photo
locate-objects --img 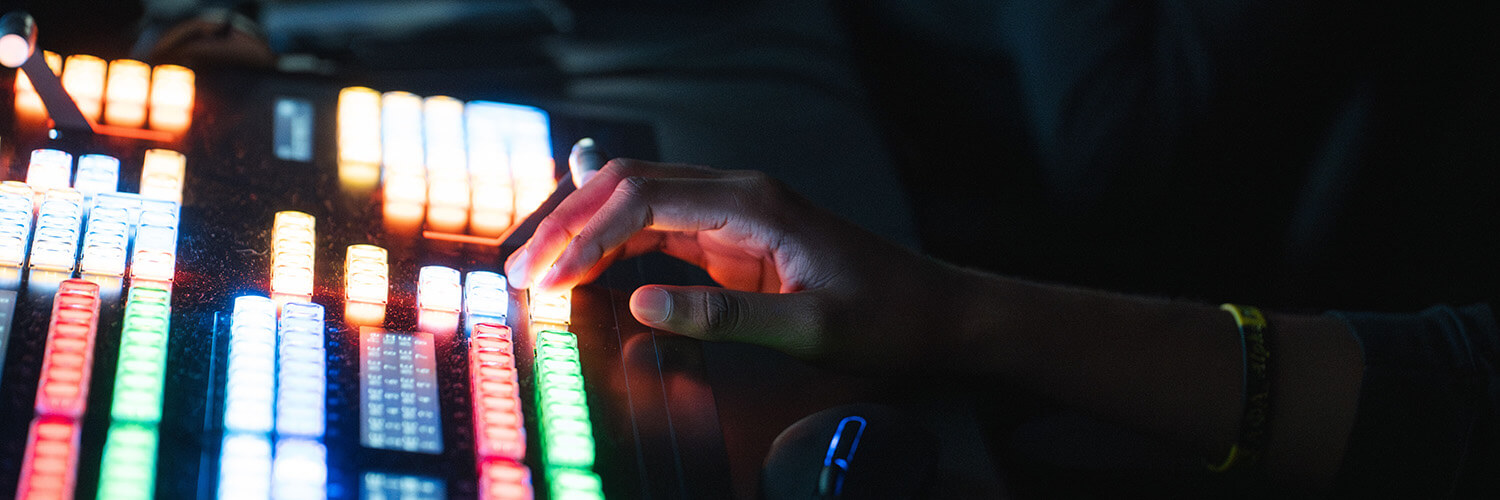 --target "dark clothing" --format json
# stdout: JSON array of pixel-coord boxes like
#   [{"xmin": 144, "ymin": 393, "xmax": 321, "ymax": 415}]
[{"xmin": 837, "ymin": 1, "xmax": 1500, "ymax": 495}]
